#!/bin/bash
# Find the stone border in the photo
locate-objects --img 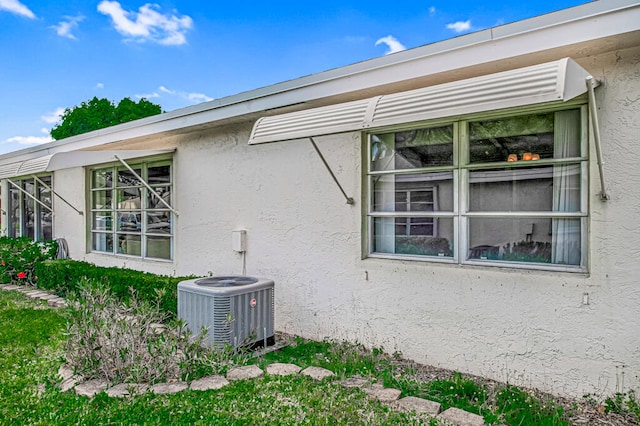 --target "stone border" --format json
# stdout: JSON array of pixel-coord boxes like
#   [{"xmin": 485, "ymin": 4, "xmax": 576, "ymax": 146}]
[
  {"xmin": 55, "ymin": 363, "xmax": 486, "ymax": 424},
  {"xmin": 0, "ymin": 284, "xmax": 68, "ymax": 307},
  {"xmin": 2, "ymin": 284, "xmax": 486, "ymax": 425}
]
